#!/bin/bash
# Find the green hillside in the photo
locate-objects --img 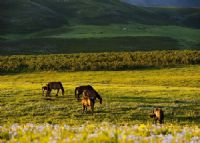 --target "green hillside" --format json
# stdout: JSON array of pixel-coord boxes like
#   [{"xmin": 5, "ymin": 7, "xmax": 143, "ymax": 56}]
[
  {"xmin": 0, "ymin": 0, "xmax": 166, "ymax": 34},
  {"xmin": 31, "ymin": 0, "xmax": 171, "ymax": 25},
  {"xmin": 0, "ymin": 0, "xmax": 200, "ymax": 55},
  {"xmin": 1, "ymin": 0, "xmax": 200, "ymax": 34},
  {"xmin": 150, "ymin": 7, "xmax": 200, "ymax": 28},
  {"xmin": 1, "ymin": 24, "xmax": 199, "ymax": 55},
  {"xmin": 0, "ymin": 0, "xmax": 68, "ymax": 34}
]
